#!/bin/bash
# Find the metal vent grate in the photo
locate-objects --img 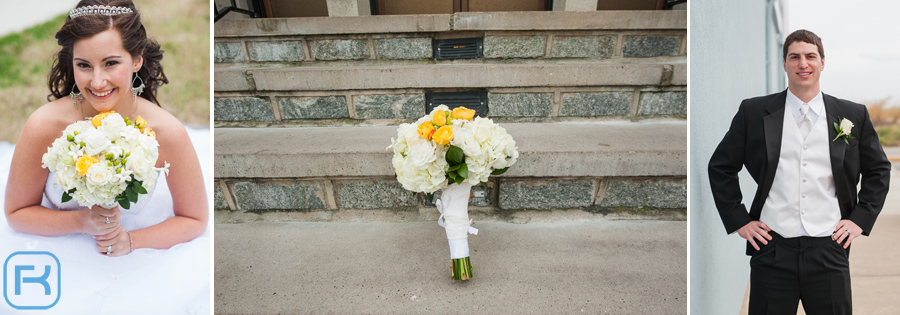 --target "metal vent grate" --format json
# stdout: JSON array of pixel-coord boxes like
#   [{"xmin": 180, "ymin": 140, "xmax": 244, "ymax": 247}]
[
  {"xmin": 433, "ymin": 38, "xmax": 484, "ymax": 60},
  {"xmin": 426, "ymin": 92, "xmax": 488, "ymax": 117}
]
